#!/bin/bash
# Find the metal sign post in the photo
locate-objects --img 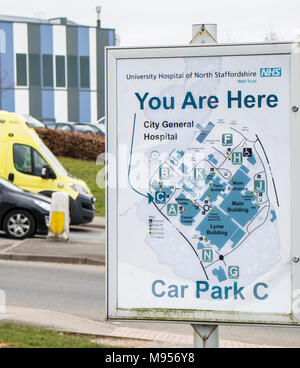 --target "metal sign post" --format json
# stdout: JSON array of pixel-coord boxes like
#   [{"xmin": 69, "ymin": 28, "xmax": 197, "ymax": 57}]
[
  {"xmin": 192, "ymin": 325, "xmax": 219, "ymax": 348},
  {"xmin": 190, "ymin": 24, "xmax": 219, "ymax": 349}
]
